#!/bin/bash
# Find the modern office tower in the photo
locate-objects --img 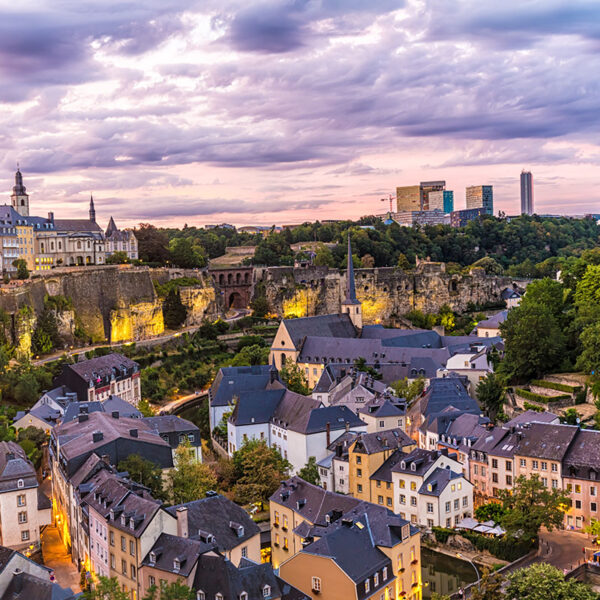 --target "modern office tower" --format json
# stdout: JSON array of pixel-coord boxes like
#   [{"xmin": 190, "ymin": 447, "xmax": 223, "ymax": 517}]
[
  {"xmin": 466, "ymin": 185, "xmax": 493, "ymax": 215},
  {"xmin": 520, "ymin": 170, "xmax": 534, "ymax": 215},
  {"xmin": 396, "ymin": 185, "xmax": 421, "ymax": 211},
  {"xmin": 420, "ymin": 180, "xmax": 446, "ymax": 210},
  {"xmin": 450, "ymin": 207, "xmax": 486, "ymax": 227},
  {"xmin": 396, "ymin": 181, "xmax": 446, "ymax": 211},
  {"xmin": 429, "ymin": 190, "xmax": 454, "ymax": 213}
]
